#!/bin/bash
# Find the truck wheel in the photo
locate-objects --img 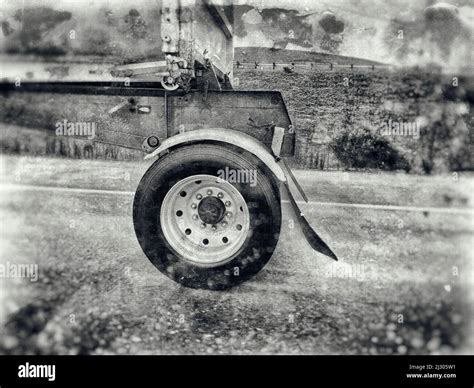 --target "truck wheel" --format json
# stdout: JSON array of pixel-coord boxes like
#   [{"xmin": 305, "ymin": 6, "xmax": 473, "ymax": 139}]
[{"xmin": 133, "ymin": 143, "xmax": 281, "ymax": 290}]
